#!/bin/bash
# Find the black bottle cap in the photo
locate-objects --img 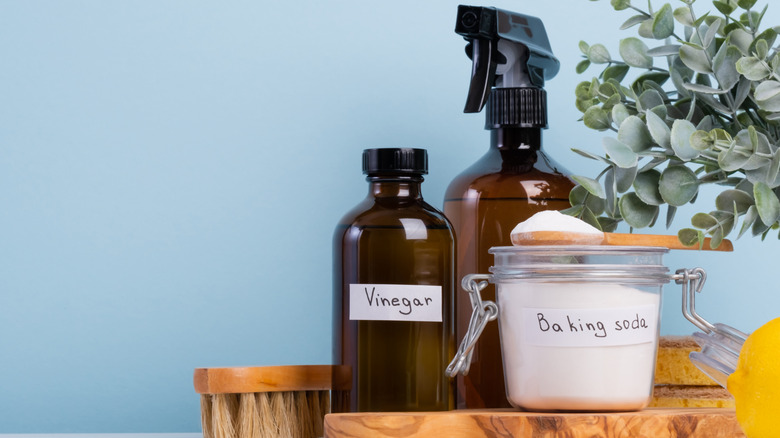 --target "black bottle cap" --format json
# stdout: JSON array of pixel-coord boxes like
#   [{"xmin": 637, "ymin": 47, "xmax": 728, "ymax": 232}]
[
  {"xmin": 485, "ymin": 87, "xmax": 547, "ymax": 129},
  {"xmin": 362, "ymin": 148, "xmax": 428, "ymax": 175}
]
